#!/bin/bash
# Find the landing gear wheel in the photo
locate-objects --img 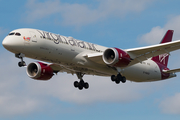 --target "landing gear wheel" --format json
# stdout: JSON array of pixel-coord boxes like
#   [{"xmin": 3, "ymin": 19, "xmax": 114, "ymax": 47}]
[
  {"xmin": 117, "ymin": 73, "xmax": 122, "ymax": 81},
  {"xmin": 78, "ymin": 85, "xmax": 83, "ymax": 90},
  {"xmin": 84, "ymin": 82, "xmax": 89, "ymax": 89},
  {"xmin": 74, "ymin": 81, "xmax": 79, "ymax": 88},
  {"xmin": 111, "ymin": 75, "xmax": 116, "ymax": 82},
  {"xmin": 115, "ymin": 80, "xmax": 120, "ymax": 84},
  {"xmin": 18, "ymin": 61, "xmax": 26, "ymax": 67},
  {"xmin": 121, "ymin": 76, "xmax": 126, "ymax": 83},
  {"xmin": 16, "ymin": 53, "xmax": 26, "ymax": 67},
  {"xmin": 18, "ymin": 62, "xmax": 22, "ymax": 67},
  {"xmin": 80, "ymin": 80, "xmax": 85, "ymax": 86},
  {"xmin": 74, "ymin": 72, "xmax": 90, "ymax": 90},
  {"xmin": 74, "ymin": 80, "xmax": 89, "ymax": 90},
  {"xmin": 111, "ymin": 73, "xmax": 126, "ymax": 84}
]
